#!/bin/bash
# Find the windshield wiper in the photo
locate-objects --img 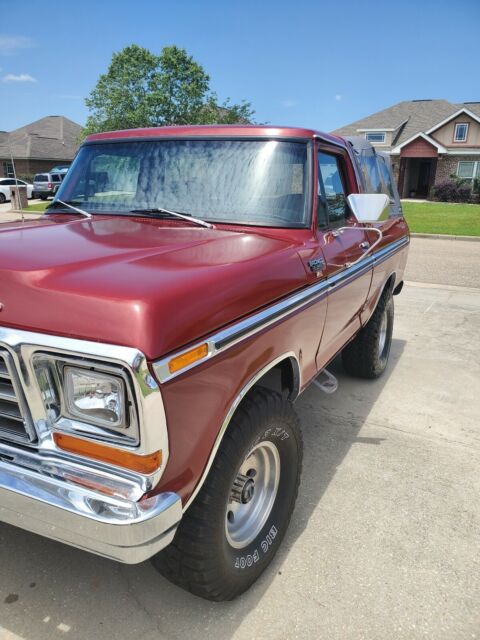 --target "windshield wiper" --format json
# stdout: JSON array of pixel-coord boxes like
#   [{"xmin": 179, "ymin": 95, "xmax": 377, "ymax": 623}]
[
  {"xmin": 48, "ymin": 199, "xmax": 93, "ymax": 219},
  {"xmin": 129, "ymin": 207, "xmax": 214, "ymax": 229}
]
